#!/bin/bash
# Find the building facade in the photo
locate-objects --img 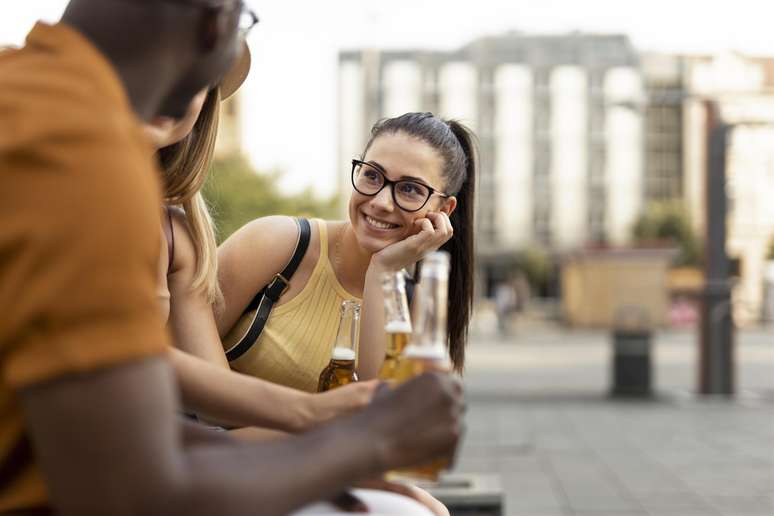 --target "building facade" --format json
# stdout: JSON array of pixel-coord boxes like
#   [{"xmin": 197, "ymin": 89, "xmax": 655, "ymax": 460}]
[
  {"xmin": 641, "ymin": 53, "xmax": 686, "ymax": 204},
  {"xmin": 682, "ymin": 53, "xmax": 774, "ymax": 324}
]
